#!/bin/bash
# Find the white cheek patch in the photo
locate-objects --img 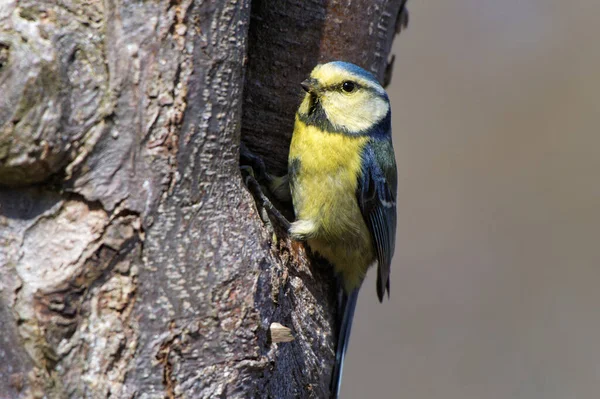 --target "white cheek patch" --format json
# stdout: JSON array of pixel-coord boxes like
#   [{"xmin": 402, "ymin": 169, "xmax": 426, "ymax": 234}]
[{"xmin": 322, "ymin": 92, "xmax": 389, "ymax": 133}]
